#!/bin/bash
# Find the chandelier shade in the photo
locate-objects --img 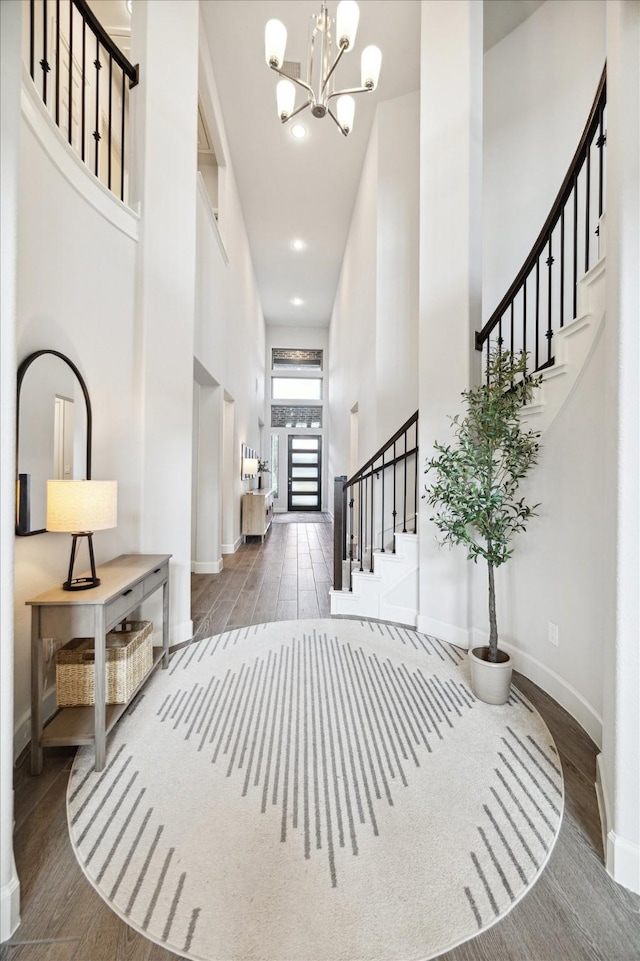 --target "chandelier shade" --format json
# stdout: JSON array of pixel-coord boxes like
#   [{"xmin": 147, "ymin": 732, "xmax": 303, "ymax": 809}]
[{"xmin": 264, "ymin": 1, "xmax": 382, "ymax": 137}]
